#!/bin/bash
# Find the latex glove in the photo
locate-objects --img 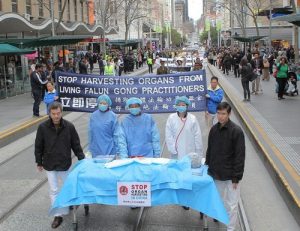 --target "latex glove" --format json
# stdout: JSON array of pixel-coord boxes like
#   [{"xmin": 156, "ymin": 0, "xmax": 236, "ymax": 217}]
[{"xmin": 85, "ymin": 151, "xmax": 92, "ymax": 159}]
